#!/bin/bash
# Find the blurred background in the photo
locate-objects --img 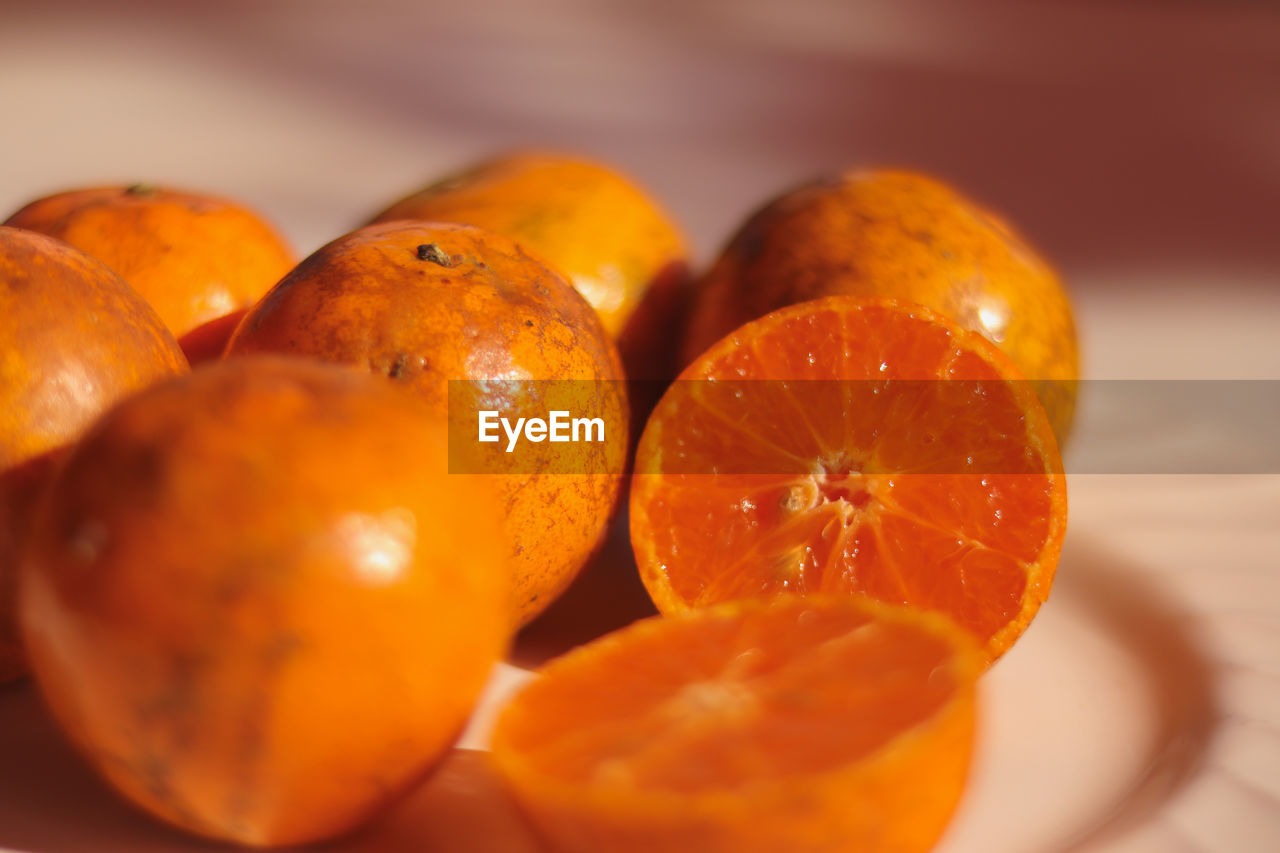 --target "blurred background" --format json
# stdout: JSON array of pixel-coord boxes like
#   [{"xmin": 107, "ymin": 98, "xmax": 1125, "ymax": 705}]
[
  {"xmin": 2, "ymin": 1, "xmax": 1278, "ymax": 381},
  {"xmin": 1, "ymin": 2, "xmax": 1278, "ymax": 852}
]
